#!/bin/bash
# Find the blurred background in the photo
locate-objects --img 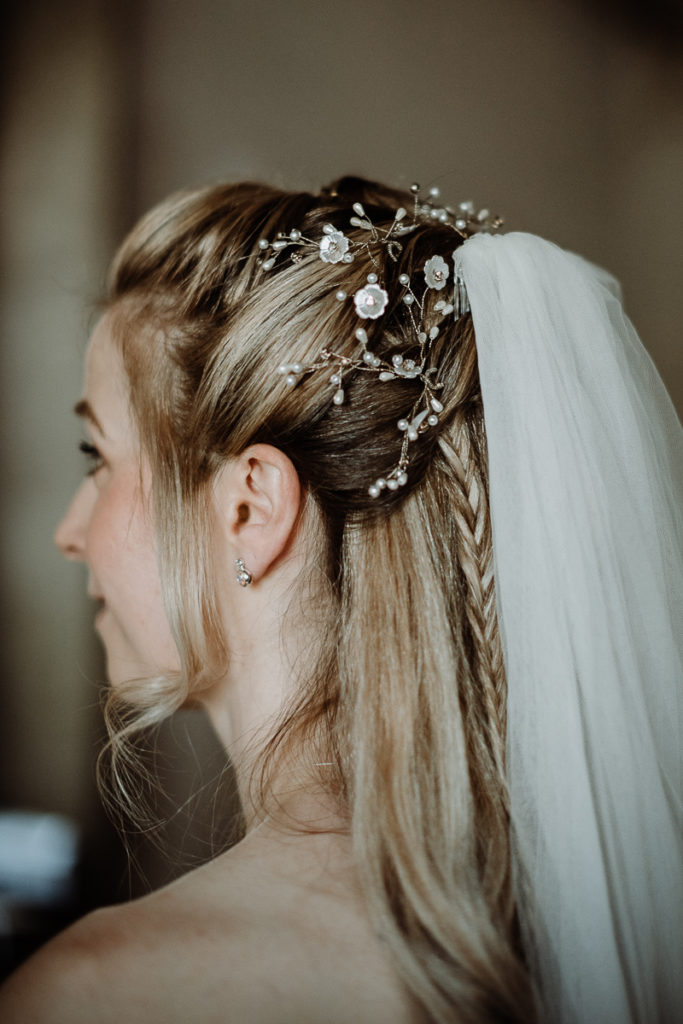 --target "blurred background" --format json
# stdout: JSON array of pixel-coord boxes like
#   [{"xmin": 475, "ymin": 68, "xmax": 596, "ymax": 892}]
[{"xmin": 1, "ymin": 0, "xmax": 681, "ymax": 975}]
